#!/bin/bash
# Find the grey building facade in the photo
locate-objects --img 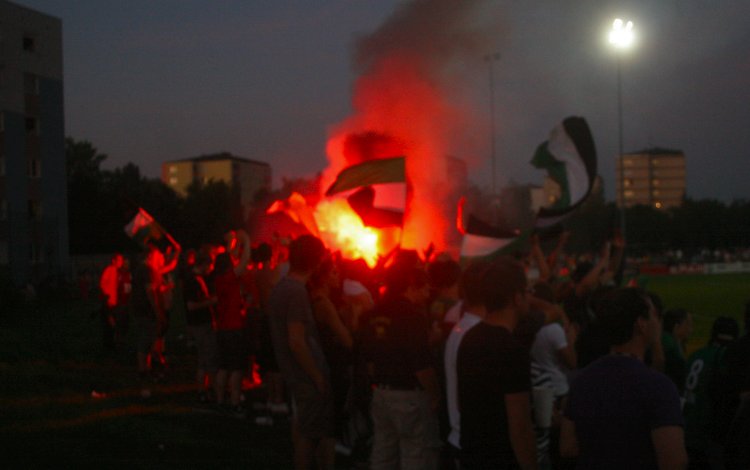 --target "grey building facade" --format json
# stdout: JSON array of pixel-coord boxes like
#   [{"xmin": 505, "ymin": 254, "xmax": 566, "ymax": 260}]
[{"xmin": 0, "ymin": 1, "xmax": 68, "ymax": 285}]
